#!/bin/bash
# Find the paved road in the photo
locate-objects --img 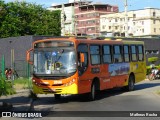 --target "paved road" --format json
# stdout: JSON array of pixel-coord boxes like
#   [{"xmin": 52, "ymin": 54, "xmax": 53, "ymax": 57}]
[{"xmin": 1, "ymin": 79, "xmax": 160, "ymax": 120}]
